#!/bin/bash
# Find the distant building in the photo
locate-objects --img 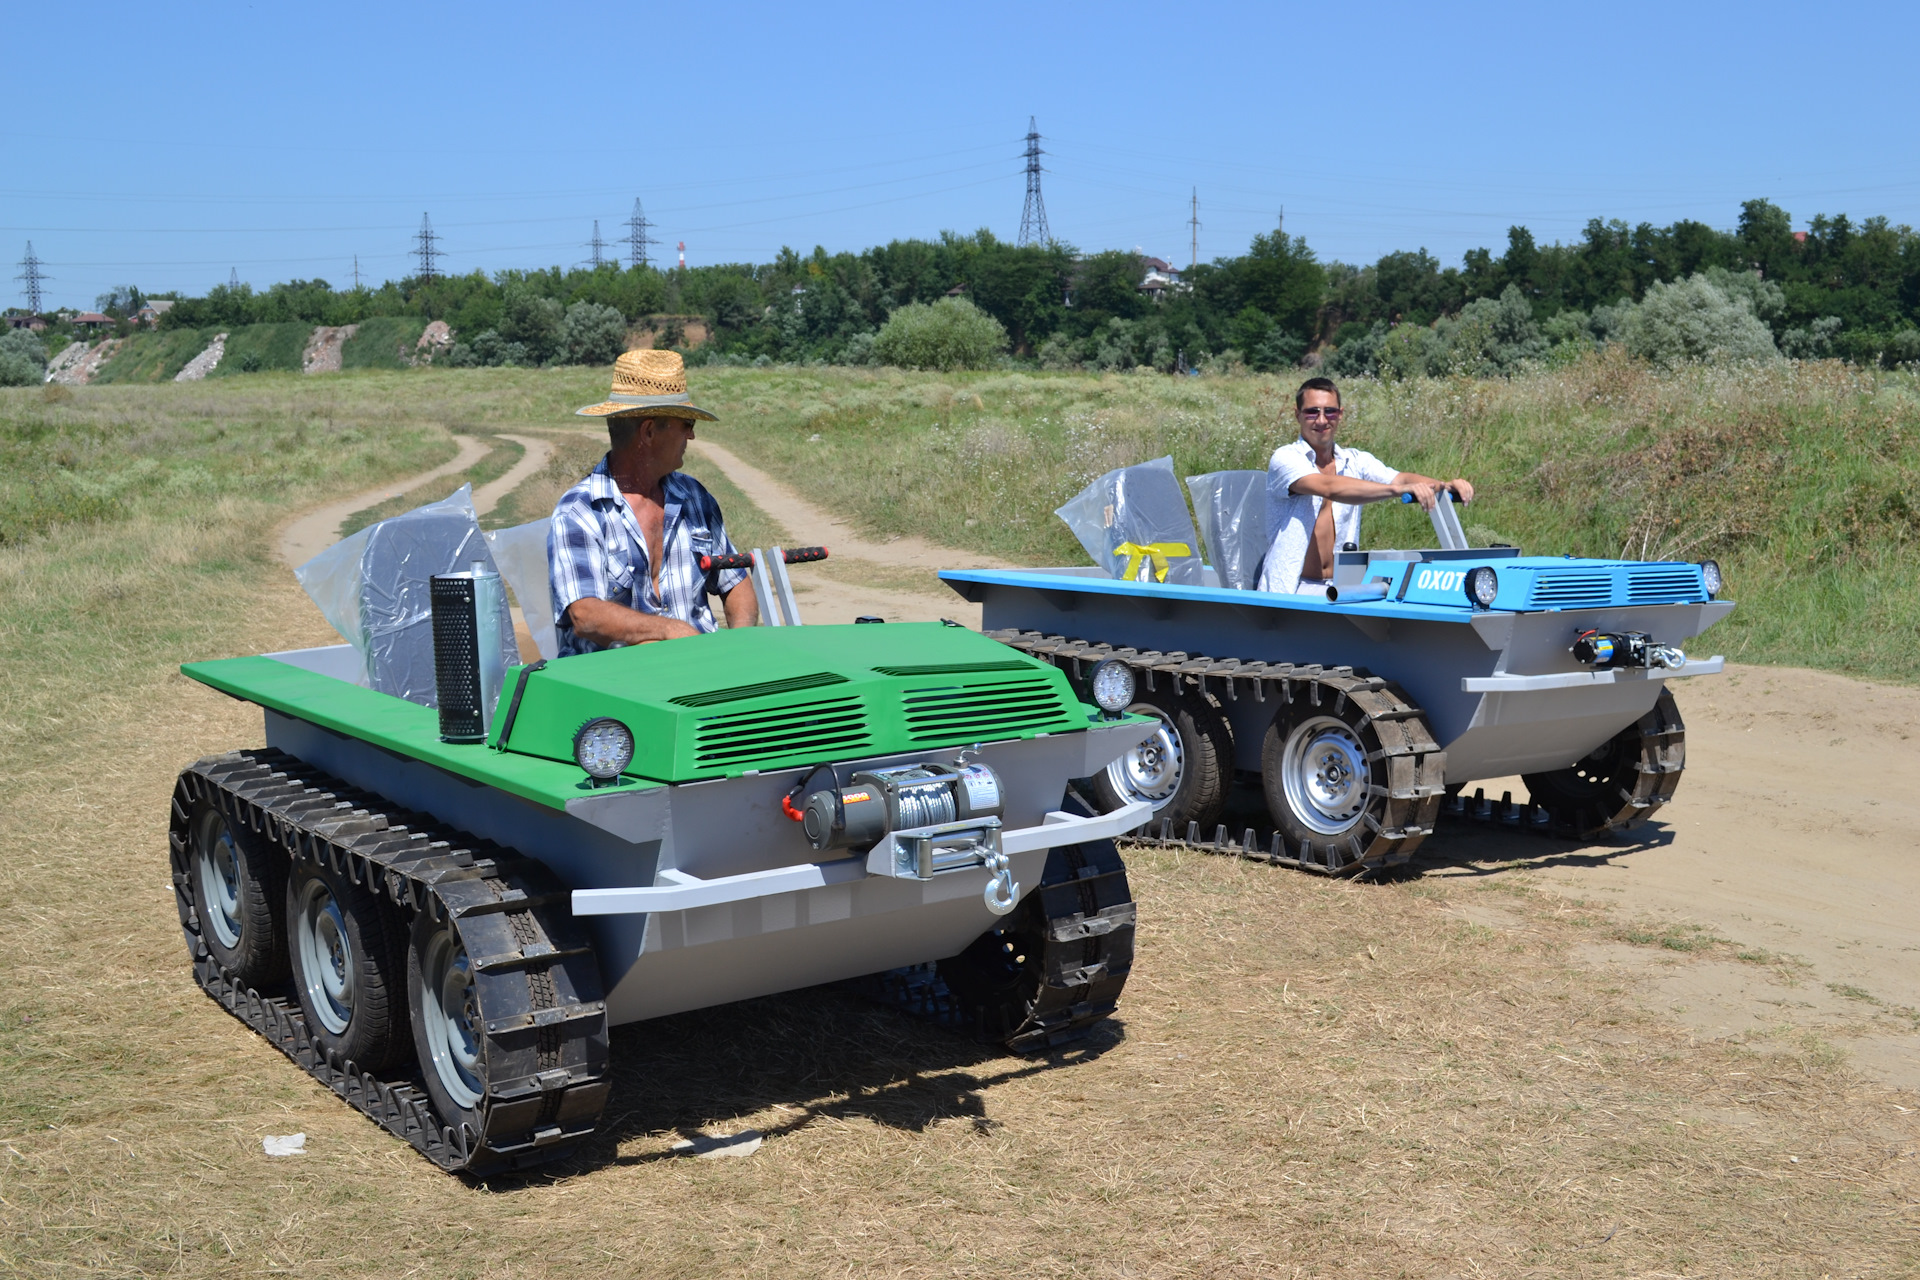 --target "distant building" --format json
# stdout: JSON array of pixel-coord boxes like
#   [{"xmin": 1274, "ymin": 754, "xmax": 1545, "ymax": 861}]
[
  {"xmin": 945, "ymin": 284, "xmax": 969, "ymax": 297},
  {"xmin": 1139, "ymin": 257, "xmax": 1183, "ymax": 298},
  {"xmin": 73, "ymin": 312, "xmax": 116, "ymax": 331},
  {"xmin": 134, "ymin": 300, "xmax": 175, "ymax": 327},
  {"xmin": 6, "ymin": 313, "xmax": 47, "ymax": 332}
]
